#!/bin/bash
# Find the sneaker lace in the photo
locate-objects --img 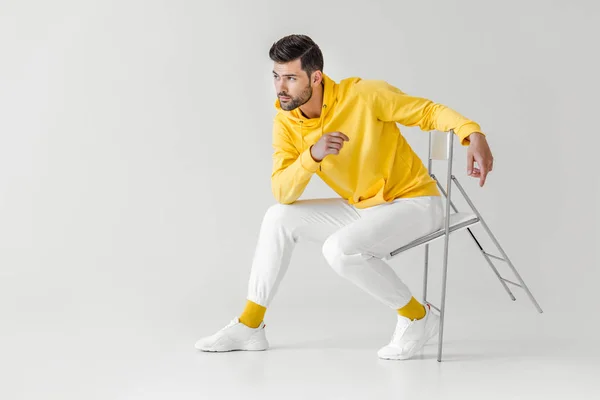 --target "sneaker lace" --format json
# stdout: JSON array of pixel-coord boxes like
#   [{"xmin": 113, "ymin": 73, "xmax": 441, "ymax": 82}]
[{"xmin": 218, "ymin": 319, "xmax": 237, "ymax": 333}]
